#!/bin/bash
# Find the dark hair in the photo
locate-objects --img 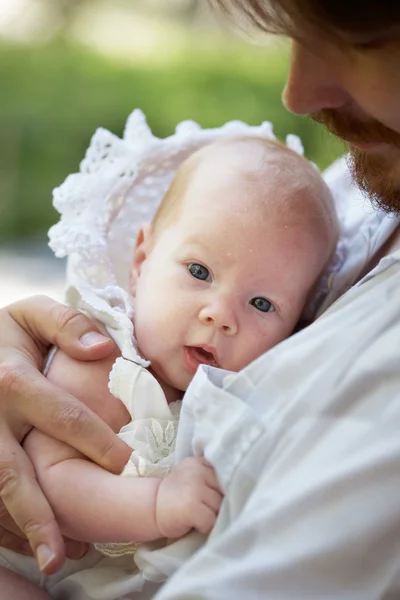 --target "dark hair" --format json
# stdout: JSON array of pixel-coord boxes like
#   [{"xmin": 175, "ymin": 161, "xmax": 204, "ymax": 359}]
[{"xmin": 210, "ymin": 0, "xmax": 400, "ymax": 39}]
